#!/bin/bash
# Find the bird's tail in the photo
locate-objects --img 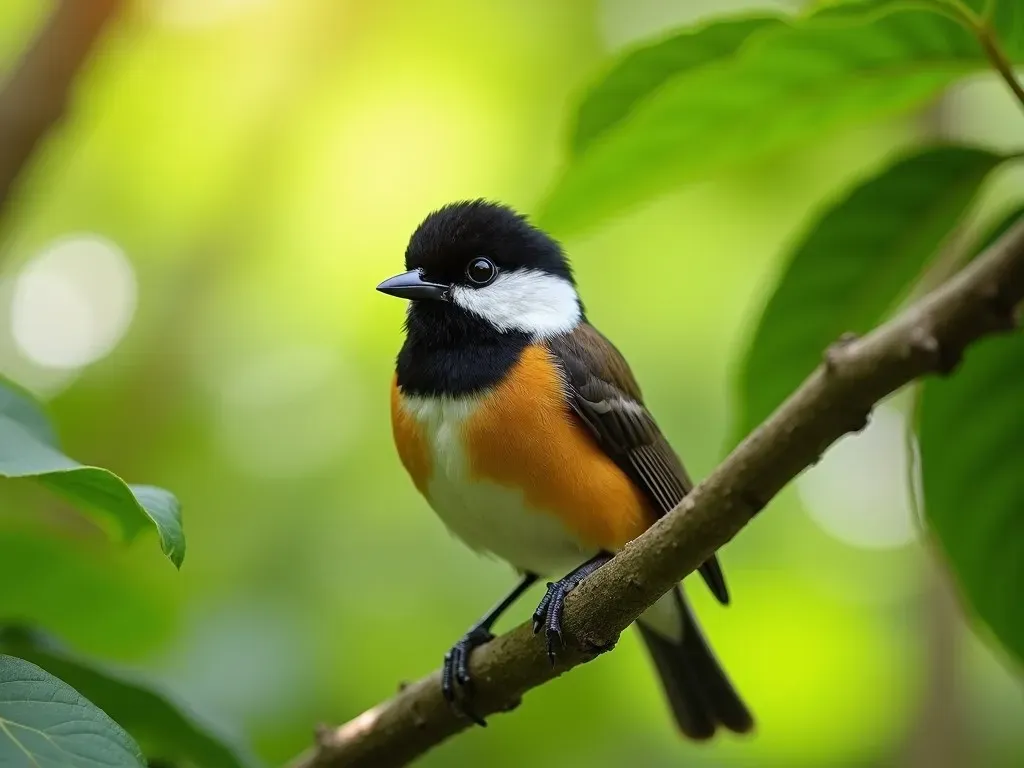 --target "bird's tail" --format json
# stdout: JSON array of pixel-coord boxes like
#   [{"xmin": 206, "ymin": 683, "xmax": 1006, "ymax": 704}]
[{"xmin": 636, "ymin": 586, "xmax": 753, "ymax": 740}]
